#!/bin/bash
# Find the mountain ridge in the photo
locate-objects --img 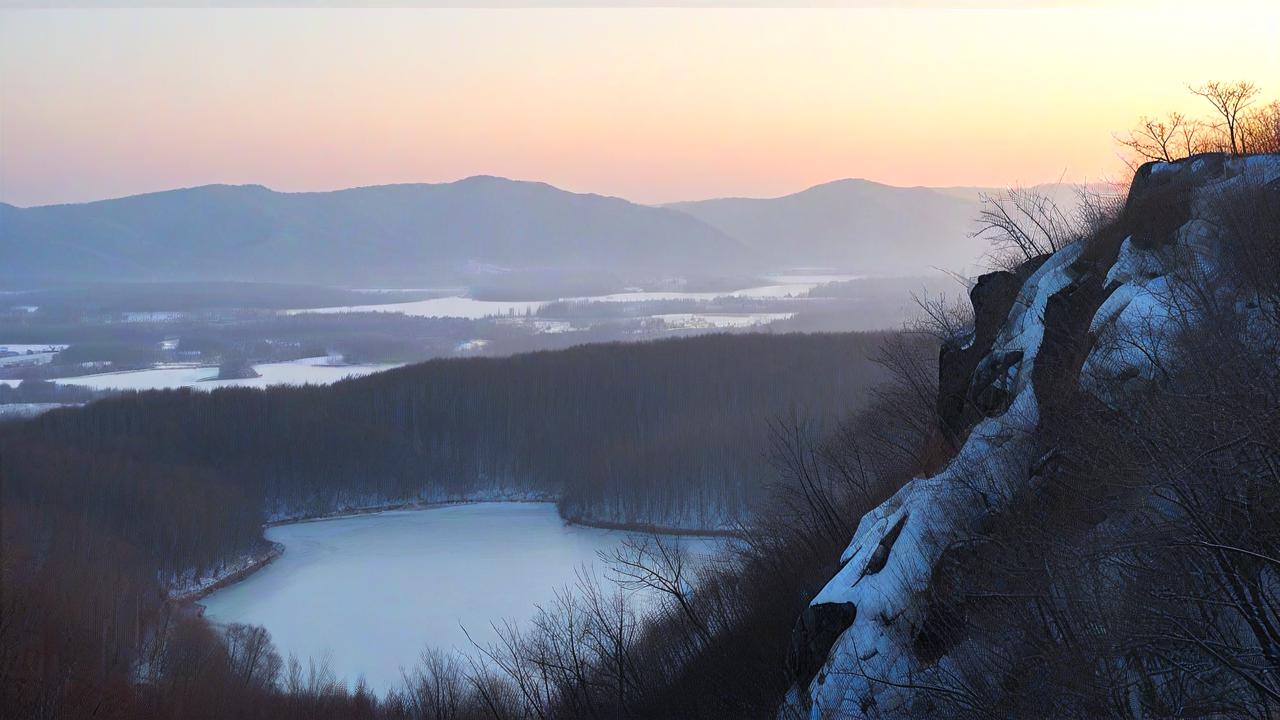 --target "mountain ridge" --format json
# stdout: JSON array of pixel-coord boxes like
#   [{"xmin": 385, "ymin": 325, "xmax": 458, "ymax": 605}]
[
  {"xmin": 1, "ymin": 175, "xmax": 1094, "ymax": 289},
  {"xmin": 667, "ymin": 178, "xmax": 989, "ymax": 276},
  {"xmin": 0, "ymin": 176, "xmax": 747, "ymax": 287}
]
